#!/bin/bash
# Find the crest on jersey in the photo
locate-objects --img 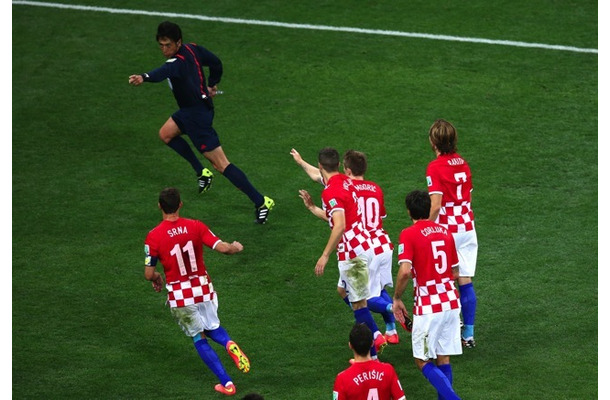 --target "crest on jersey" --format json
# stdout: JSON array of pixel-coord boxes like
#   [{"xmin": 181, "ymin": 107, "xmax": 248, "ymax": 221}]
[
  {"xmin": 144, "ymin": 244, "xmax": 150, "ymax": 255},
  {"xmin": 398, "ymin": 243, "xmax": 404, "ymax": 255},
  {"xmin": 426, "ymin": 176, "xmax": 432, "ymax": 187},
  {"xmin": 329, "ymin": 198, "xmax": 337, "ymax": 207}
]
